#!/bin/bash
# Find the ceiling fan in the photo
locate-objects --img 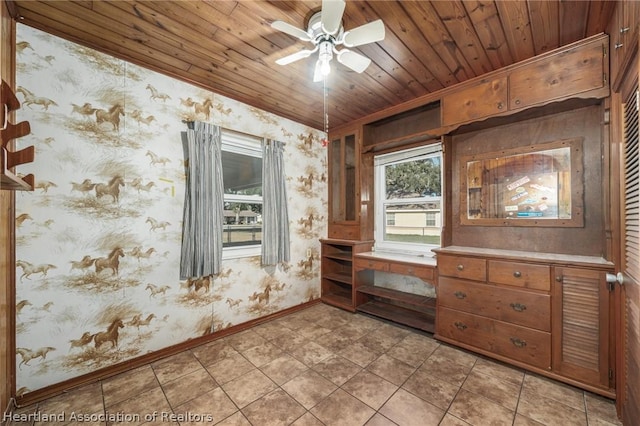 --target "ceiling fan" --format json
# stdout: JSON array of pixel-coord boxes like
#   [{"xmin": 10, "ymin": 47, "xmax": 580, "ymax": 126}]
[{"xmin": 271, "ymin": 0, "xmax": 385, "ymax": 82}]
